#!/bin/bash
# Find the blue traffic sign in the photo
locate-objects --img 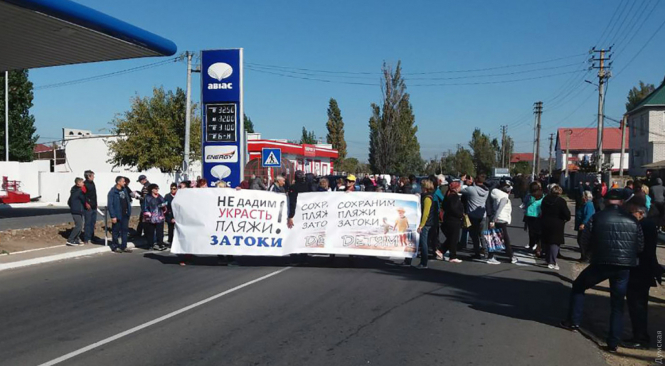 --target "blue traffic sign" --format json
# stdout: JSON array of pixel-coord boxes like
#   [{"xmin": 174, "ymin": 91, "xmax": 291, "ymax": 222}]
[{"xmin": 261, "ymin": 148, "xmax": 281, "ymax": 167}]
